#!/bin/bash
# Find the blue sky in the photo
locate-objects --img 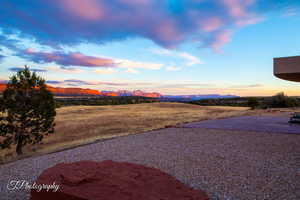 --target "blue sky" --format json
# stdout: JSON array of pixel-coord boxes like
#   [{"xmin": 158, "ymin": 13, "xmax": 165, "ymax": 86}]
[{"xmin": 0, "ymin": 0, "xmax": 299, "ymax": 96}]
